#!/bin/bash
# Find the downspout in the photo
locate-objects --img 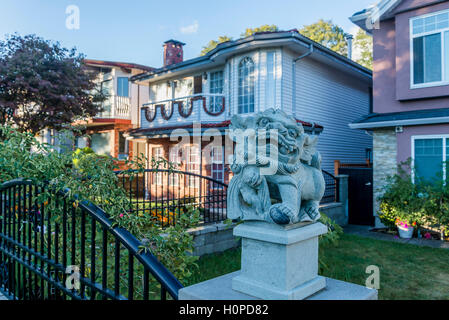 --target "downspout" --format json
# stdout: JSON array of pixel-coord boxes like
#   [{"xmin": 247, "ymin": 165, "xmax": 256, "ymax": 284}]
[
  {"xmin": 137, "ymin": 84, "xmax": 140, "ymax": 128},
  {"xmin": 292, "ymin": 44, "xmax": 314, "ymax": 119}
]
